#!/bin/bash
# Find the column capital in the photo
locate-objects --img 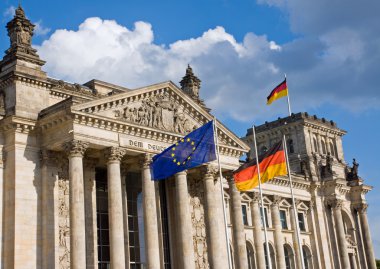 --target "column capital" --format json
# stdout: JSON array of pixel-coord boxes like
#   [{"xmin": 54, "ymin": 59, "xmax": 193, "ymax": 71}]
[
  {"xmin": 251, "ymin": 192, "xmax": 261, "ymax": 204},
  {"xmin": 271, "ymin": 195, "xmax": 282, "ymax": 207},
  {"xmin": 139, "ymin": 153, "xmax": 153, "ymax": 168},
  {"xmin": 326, "ymin": 198, "xmax": 344, "ymax": 209},
  {"xmin": 104, "ymin": 147, "xmax": 127, "ymax": 163},
  {"xmin": 200, "ymin": 164, "xmax": 218, "ymax": 180},
  {"xmin": 63, "ymin": 140, "xmax": 89, "ymax": 157},
  {"xmin": 353, "ymin": 203, "xmax": 368, "ymax": 214}
]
